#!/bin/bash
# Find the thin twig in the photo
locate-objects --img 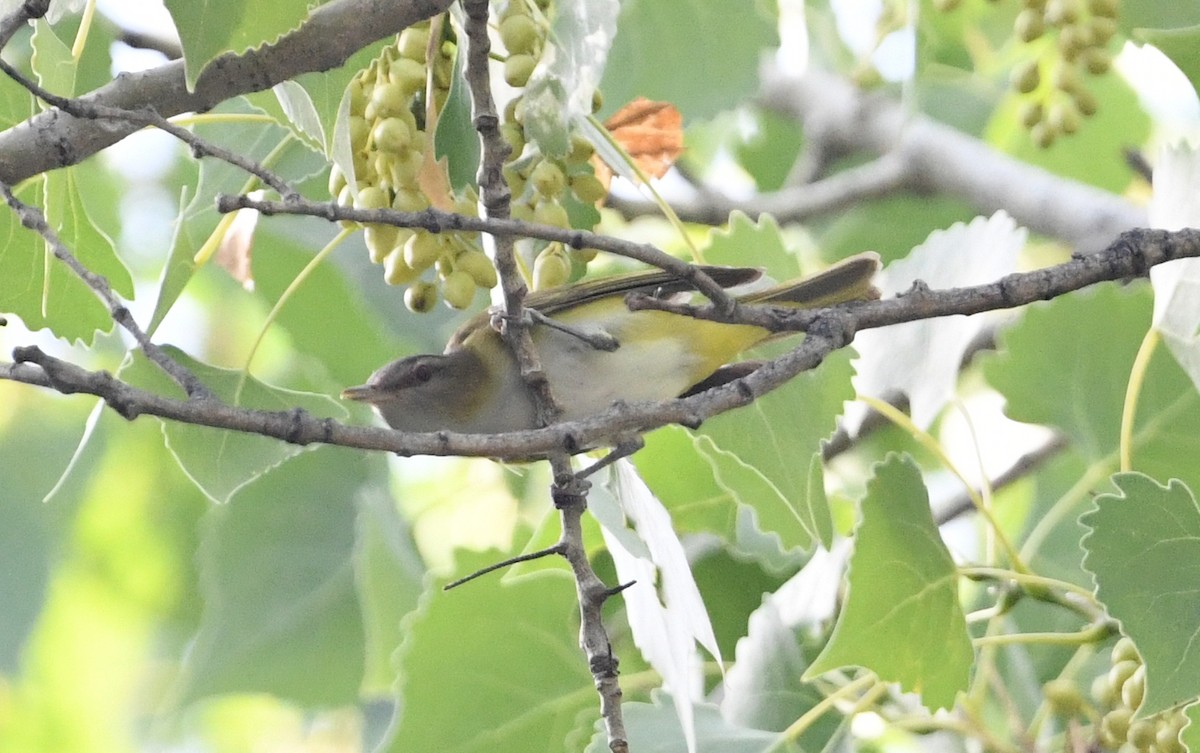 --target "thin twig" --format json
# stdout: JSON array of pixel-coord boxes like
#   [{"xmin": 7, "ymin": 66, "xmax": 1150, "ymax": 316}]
[
  {"xmin": 460, "ymin": 1, "xmax": 629, "ymax": 748},
  {"xmin": 217, "ymin": 192, "xmax": 737, "ymax": 306},
  {"xmin": 0, "ymin": 0, "xmax": 49, "ymax": 51},
  {"xmin": 4, "ymin": 227, "xmax": 1197, "ymax": 460},
  {"xmin": 0, "ymin": 58, "xmax": 297, "ymax": 197},
  {"xmin": 0, "ymin": 182, "xmax": 214, "ymax": 399},
  {"xmin": 443, "ymin": 543, "xmax": 566, "ymax": 590}
]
